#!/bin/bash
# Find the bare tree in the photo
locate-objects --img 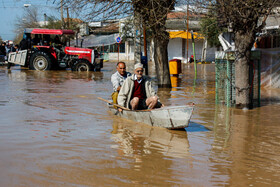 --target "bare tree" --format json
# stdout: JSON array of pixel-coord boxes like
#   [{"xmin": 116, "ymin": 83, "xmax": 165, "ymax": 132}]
[
  {"xmin": 61, "ymin": 0, "xmax": 174, "ymax": 87},
  {"xmin": 193, "ymin": 0, "xmax": 278, "ymax": 108},
  {"xmin": 15, "ymin": 6, "xmax": 41, "ymax": 32},
  {"xmin": 214, "ymin": 0, "xmax": 280, "ymax": 108},
  {"xmin": 13, "ymin": 7, "xmax": 41, "ymax": 43}
]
